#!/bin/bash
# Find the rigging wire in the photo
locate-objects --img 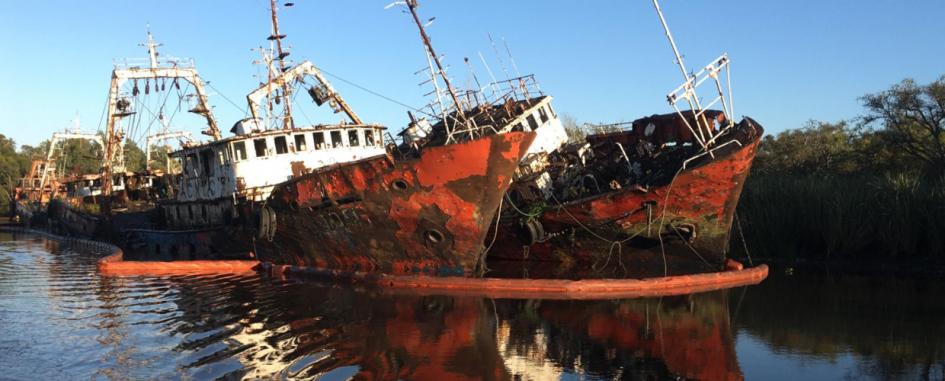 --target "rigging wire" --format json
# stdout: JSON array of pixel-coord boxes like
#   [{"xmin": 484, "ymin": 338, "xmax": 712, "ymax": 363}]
[
  {"xmin": 289, "ymin": 82, "xmax": 315, "ymax": 128},
  {"xmin": 319, "ymin": 68, "xmax": 434, "ymax": 118},
  {"xmin": 205, "ymin": 81, "xmax": 249, "ymax": 116}
]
